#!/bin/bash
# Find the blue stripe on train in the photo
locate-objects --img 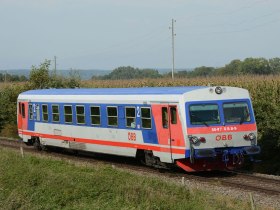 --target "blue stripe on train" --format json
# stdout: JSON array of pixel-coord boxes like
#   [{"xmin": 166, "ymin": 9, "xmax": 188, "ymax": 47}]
[
  {"xmin": 27, "ymin": 102, "xmax": 159, "ymax": 145},
  {"xmin": 20, "ymin": 87, "xmax": 207, "ymax": 96}
]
